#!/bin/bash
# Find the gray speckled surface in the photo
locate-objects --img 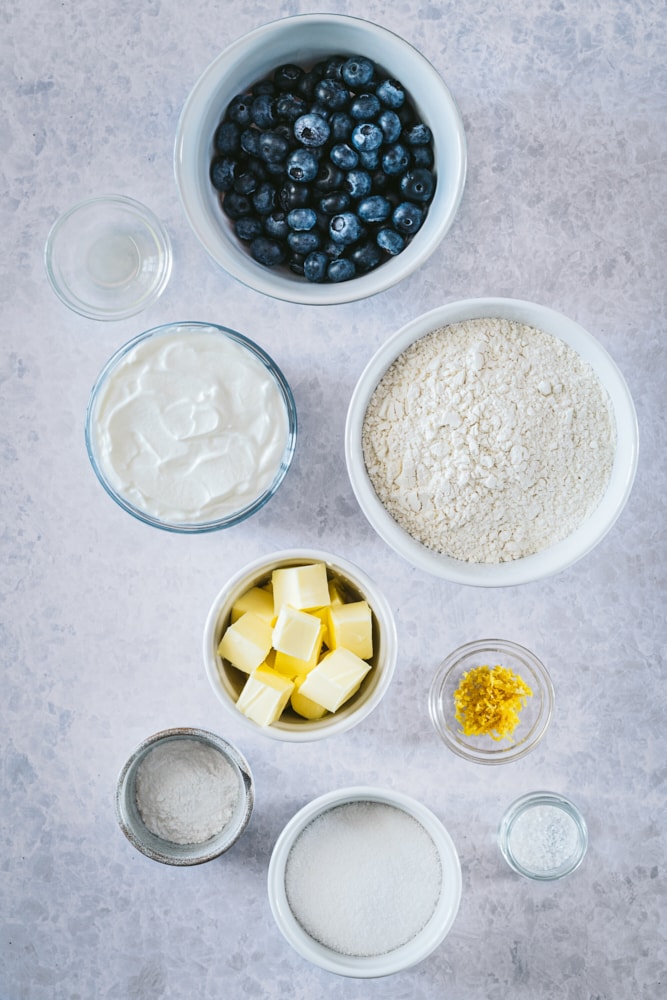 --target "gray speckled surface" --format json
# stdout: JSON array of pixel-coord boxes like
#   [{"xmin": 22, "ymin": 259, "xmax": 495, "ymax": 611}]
[{"xmin": 1, "ymin": 1, "xmax": 665, "ymax": 997}]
